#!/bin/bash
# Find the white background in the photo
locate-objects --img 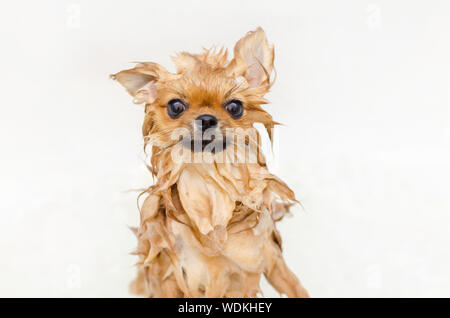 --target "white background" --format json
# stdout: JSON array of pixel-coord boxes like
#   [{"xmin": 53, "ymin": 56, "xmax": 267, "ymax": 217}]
[{"xmin": 1, "ymin": 0, "xmax": 449, "ymax": 297}]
